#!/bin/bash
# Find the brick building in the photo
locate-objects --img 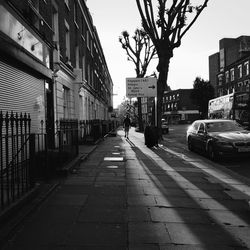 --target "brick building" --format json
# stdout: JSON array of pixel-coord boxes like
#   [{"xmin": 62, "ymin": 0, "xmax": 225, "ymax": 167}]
[
  {"xmin": 162, "ymin": 89, "xmax": 199, "ymax": 124},
  {"xmin": 209, "ymin": 36, "xmax": 250, "ymax": 96}
]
